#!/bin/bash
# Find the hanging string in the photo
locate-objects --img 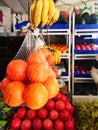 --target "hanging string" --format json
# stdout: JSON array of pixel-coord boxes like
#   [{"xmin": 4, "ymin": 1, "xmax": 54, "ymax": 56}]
[
  {"xmin": 81, "ymin": 0, "xmax": 87, "ymax": 6},
  {"xmin": 57, "ymin": 0, "xmax": 96, "ymax": 7}
]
